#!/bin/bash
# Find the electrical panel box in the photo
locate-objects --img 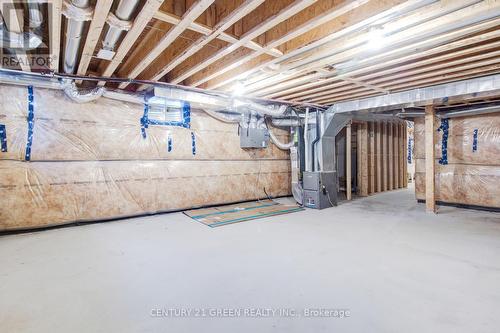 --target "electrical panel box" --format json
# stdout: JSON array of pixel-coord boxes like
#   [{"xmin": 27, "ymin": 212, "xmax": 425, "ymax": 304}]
[
  {"xmin": 302, "ymin": 171, "xmax": 337, "ymax": 209},
  {"xmin": 240, "ymin": 127, "xmax": 270, "ymax": 148}
]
